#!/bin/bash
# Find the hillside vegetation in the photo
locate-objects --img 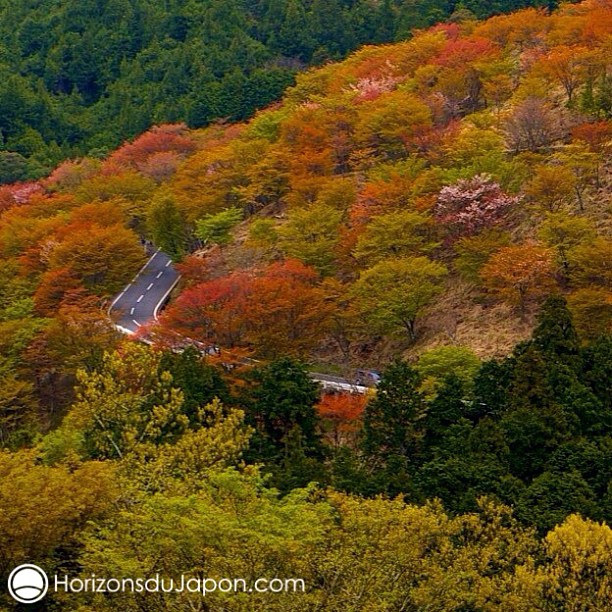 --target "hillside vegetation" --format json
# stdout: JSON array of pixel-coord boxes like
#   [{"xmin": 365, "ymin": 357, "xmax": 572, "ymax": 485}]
[
  {"xmin": 0, "ymin": 0, "xmax": 610, "ymax": 375},
  {"xmin": 149, "ymin": 0, "xmax": 611, "ymax": 365},
  {"xmin": 0, "ymin": 0, "xmax": 568, "ymax": 181},
  {"xmin": 0, "ymin": 2, "xmax": 611, "ymax": 609}
]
